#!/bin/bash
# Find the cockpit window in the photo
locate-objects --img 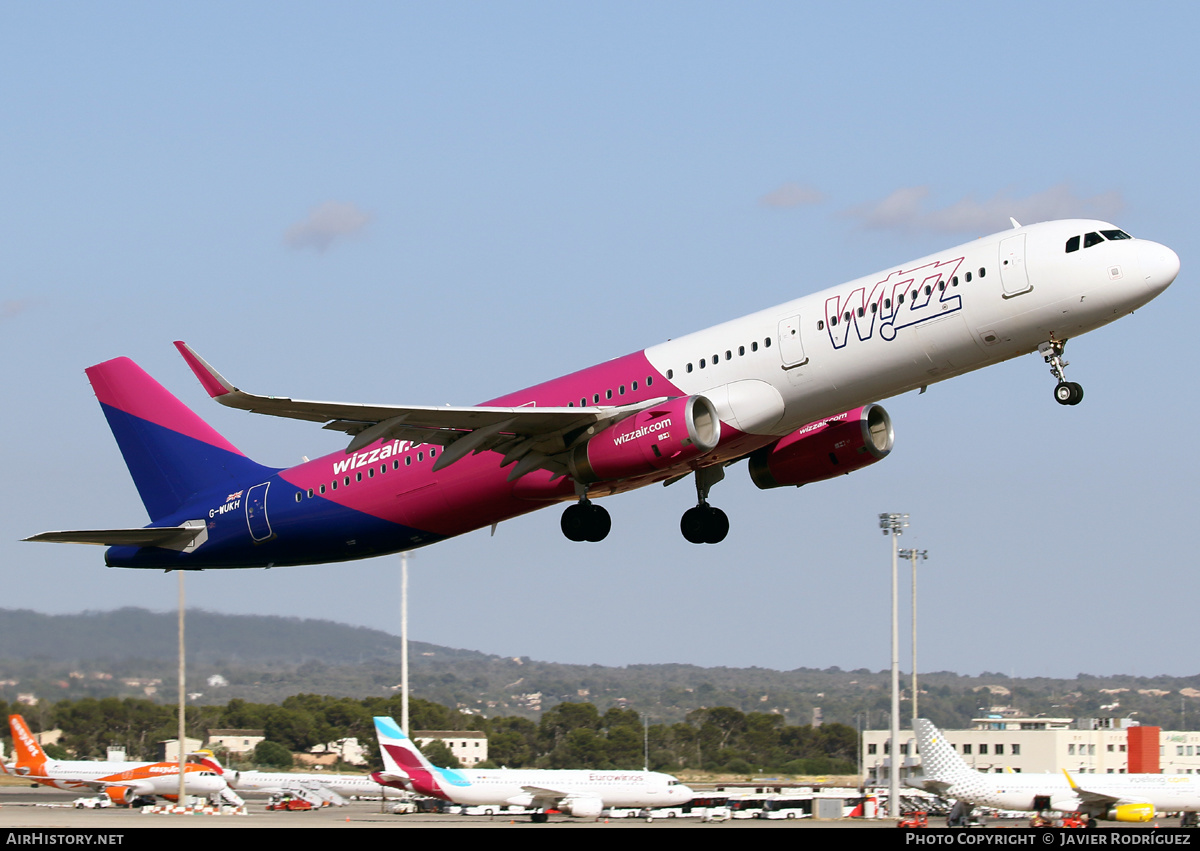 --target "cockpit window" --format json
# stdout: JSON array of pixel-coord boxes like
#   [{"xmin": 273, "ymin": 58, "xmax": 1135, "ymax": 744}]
[
  {"xmin": 1065, "ymin": 235, "xmax": 1080, "ymax": 253},
  {"xmin": 1084, "ymin": 232, "xmax": 1105, "ymax": 248},
  {"xmin": 1101, "ymin": 229, "xmax": 1131, "ymax": 241}
]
